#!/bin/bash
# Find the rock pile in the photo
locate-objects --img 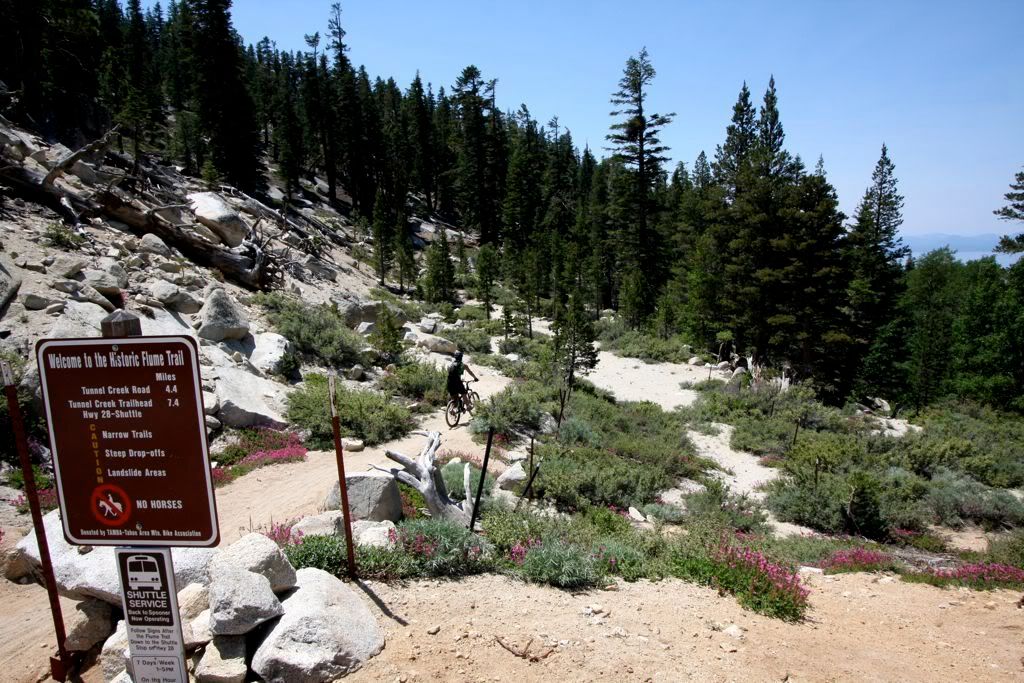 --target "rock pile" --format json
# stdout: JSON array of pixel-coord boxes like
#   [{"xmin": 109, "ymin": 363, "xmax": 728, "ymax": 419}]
[{"xmin": 10, "ymin": 519, "xmax": 385, "ymax": 682}]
